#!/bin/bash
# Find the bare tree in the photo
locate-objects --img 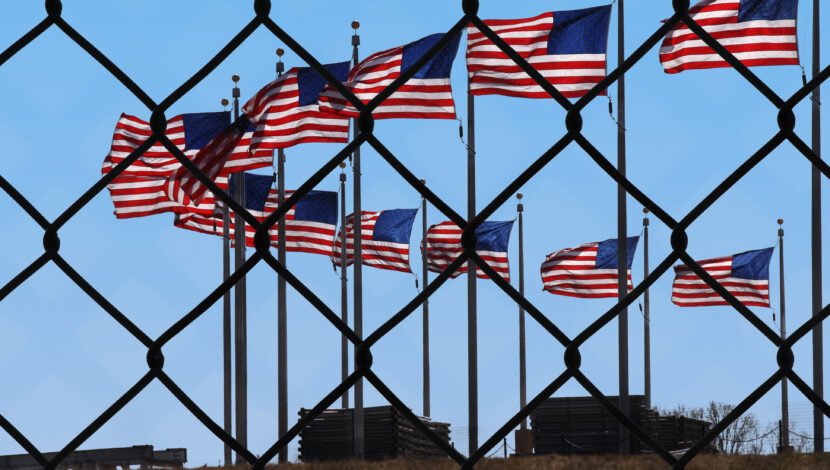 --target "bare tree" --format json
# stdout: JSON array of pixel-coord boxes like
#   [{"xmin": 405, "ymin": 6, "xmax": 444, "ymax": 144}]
[{"xmin": 661, "ymin": 401, "xmax": 762, "ymax": 454}]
